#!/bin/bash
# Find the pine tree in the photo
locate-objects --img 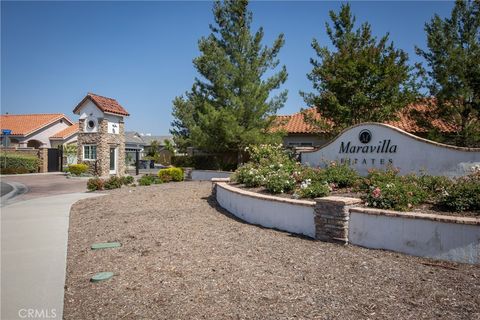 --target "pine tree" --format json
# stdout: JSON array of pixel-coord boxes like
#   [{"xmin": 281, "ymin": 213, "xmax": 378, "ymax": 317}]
[
  {"xmin": 301, "ymin": 4, "xmax": 418, "ymax": 133},
  {"xmin": 416, "ymin": 0, "xmax": 480, "ymax": 147},
  {"xmin": 170, "ymin": 0, "xmax": 287, "ymax": 154}
]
